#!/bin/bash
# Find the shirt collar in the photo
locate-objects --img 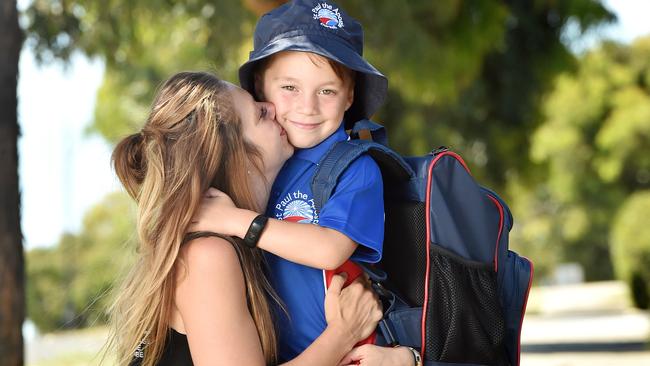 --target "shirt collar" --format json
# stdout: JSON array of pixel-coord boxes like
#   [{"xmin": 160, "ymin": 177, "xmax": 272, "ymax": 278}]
[{"xmin": 293, "ymin": 123, "xmax": 349, "ymax": 164}]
